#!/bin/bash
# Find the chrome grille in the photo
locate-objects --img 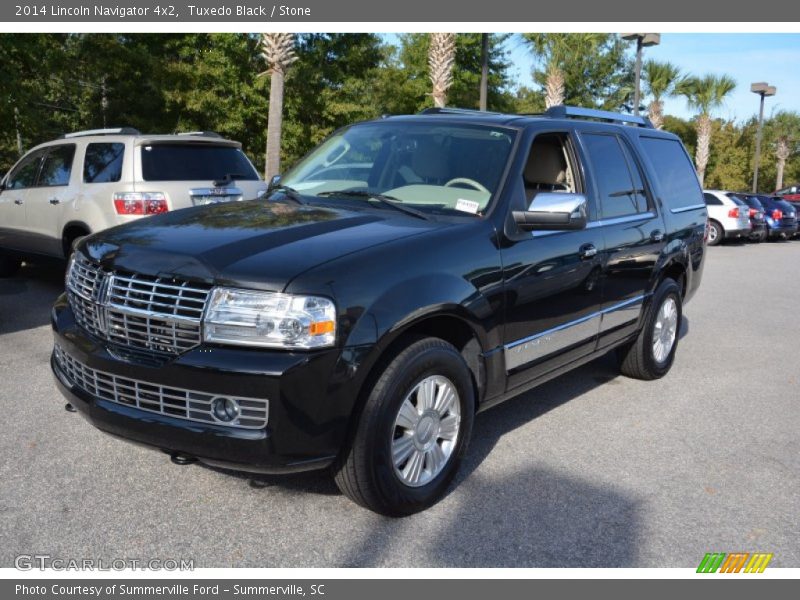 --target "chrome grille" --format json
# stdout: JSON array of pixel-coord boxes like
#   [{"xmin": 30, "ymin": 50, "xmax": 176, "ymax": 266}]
[
  {"xmin": 54, "ymin": 344, "xmax": 268, "ymax": 429},
  {"xmin": 67, "ymin": 253, "xmax": 212, "ymax": 356}
]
